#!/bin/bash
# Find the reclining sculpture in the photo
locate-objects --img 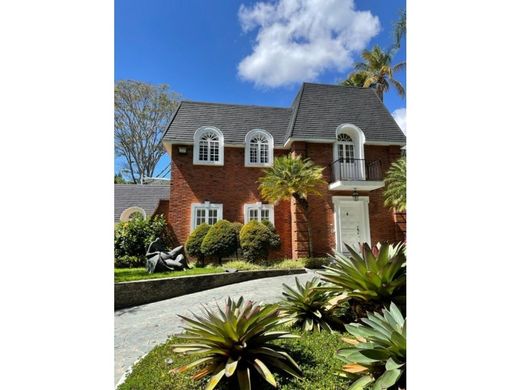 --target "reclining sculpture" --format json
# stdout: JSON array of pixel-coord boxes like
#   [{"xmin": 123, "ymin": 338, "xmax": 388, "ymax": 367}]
[{"xmin": 145, "ymin": 238, "xmax": 190, "ymax": 273}]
